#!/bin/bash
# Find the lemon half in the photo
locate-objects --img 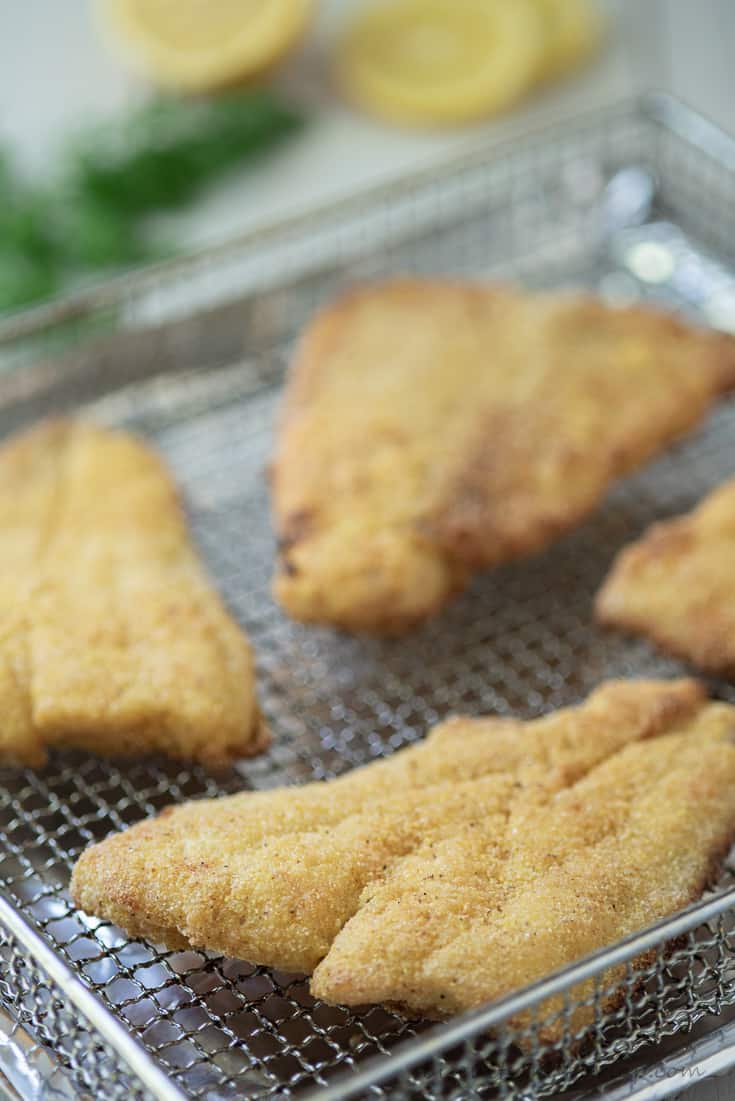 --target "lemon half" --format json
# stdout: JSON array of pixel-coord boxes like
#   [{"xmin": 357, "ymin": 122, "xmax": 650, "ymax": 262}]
[
  {"xmin": 99, "ymin": 0, "xmax": 314, "ymax": 91},
  {"xmin": 533, "ymin": 0, "xmax": 604, "ymax": 82},
  {"xmin": 337, "ymin": 0, "xmax": 546, "ymax": 127}
]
